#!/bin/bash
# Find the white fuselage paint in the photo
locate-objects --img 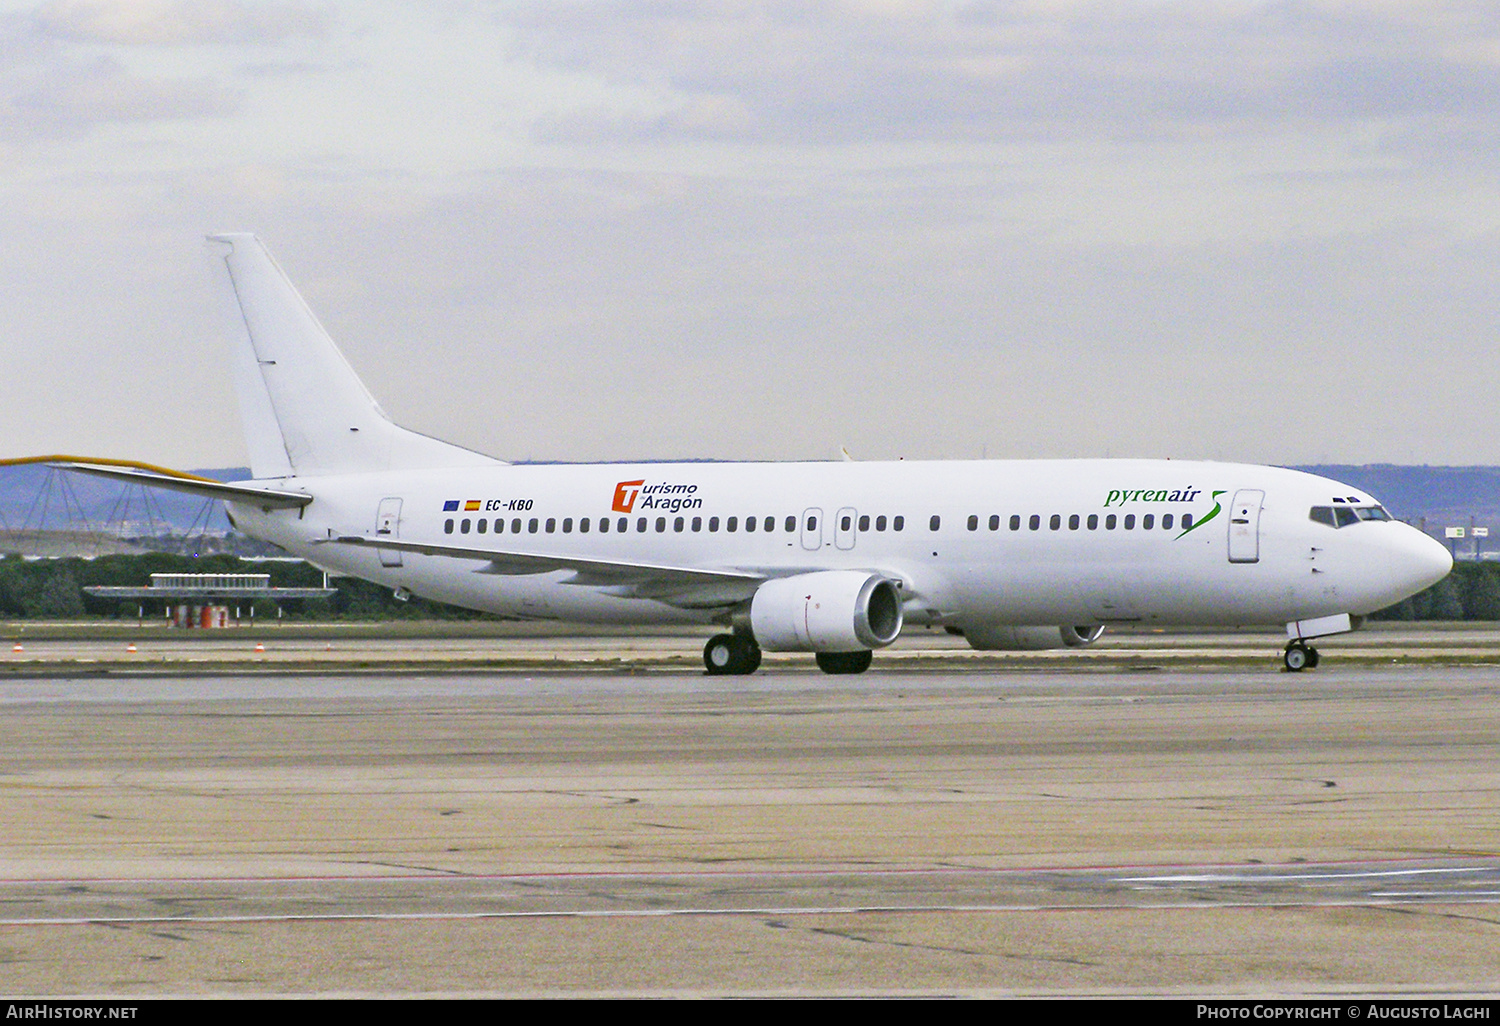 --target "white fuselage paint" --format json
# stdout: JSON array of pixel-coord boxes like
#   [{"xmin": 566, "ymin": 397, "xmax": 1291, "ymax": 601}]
[{"xmin": 228, "ymin": 458, "xmax": 1453, "ymax": 632}]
